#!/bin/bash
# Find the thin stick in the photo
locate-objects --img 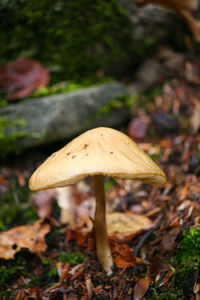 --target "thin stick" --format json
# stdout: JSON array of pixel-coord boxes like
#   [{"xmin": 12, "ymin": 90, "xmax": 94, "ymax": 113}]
[
  {"xmin": 93, "ymin": 175, "xmax": 113, "ymax": 274},
  {"xmin": 134, "ymin": 215, "xmax": 163, "ymax": 257}
]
